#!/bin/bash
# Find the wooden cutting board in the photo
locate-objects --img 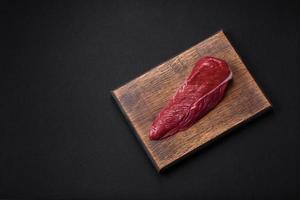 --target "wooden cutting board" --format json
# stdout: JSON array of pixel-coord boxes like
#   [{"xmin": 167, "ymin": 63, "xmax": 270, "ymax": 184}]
[{"xmin": 111, "ymin": 31, "xmax": 272, "ymax": 172}]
